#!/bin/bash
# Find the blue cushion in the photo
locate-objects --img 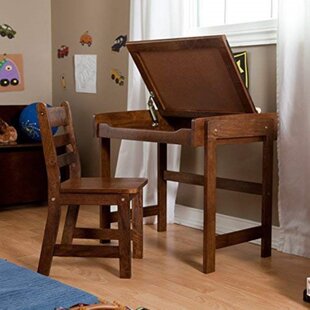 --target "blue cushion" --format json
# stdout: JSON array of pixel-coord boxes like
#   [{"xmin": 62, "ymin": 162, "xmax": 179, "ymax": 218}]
[{"xmin": 0, "ymin": 259, "xmax": 99, "ymax": 310}]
